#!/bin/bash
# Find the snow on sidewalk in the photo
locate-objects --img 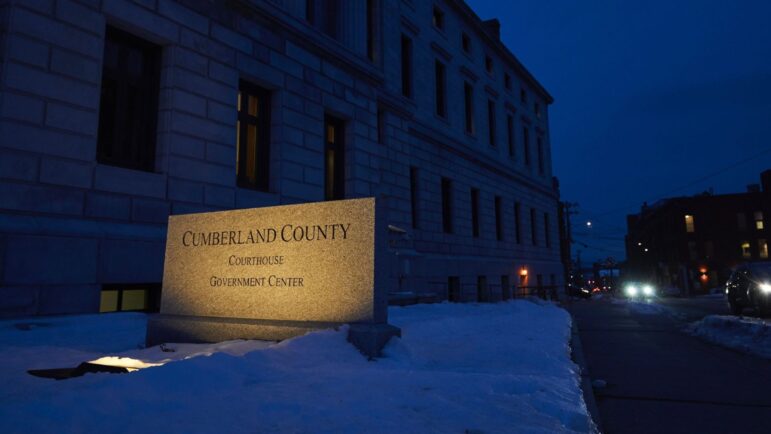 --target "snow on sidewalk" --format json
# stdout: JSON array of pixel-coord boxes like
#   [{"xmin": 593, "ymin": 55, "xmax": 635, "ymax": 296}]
[
  {"xmin": 0, "ymin": 301, "xmax": 594, "ymax": 434},
  {"xmin": 687, "ymin": 315, "xmax": 771, "ymax": 359}
]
